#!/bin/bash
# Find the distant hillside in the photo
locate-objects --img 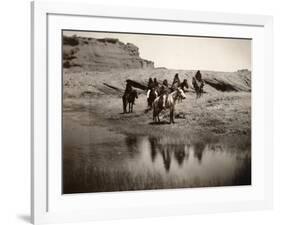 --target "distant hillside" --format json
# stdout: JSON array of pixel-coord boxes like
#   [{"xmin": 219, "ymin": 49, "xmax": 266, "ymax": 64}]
[
  {"xmin": 63, "ymin": 68, "xmax": 251, "ymax": 98},
  {"xmin": 63, "ymin": 35, "xmax": 154, "ymax": 71}
]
